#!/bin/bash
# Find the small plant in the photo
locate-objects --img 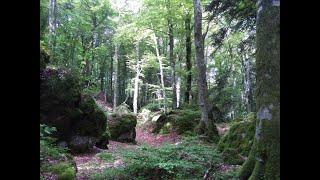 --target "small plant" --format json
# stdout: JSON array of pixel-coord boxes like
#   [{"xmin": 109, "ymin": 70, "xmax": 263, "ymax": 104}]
[
  {"xmin": 96, "ymin": 152, "xmax": 114, "ymax": 162},
  {"xmin": 93, "ymin": 136, "xmax": 228, "ymax": 179},
  {"xmin": 49, "ymin": 162, "xmax": 76, "ymax": 180},
  {"xmin": 40, "ymin": 124, "xmax": 57, "ymax": 138}
]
